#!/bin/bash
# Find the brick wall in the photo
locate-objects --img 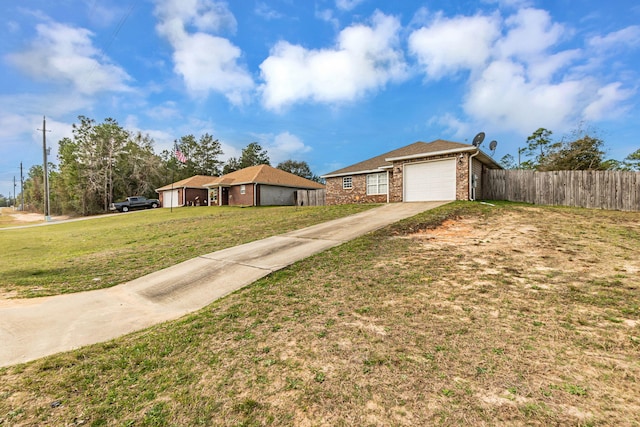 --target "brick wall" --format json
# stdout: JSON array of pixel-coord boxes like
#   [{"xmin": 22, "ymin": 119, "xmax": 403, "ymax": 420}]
[
  {"xmin": 325, "ymin": 175, "xmax": 387, "ymax": 205},
  {"xmin": 228, "ymin": 184, "xmax": 255, "ymax": 206},
  {"xmin": 328, "ymin": 153, "xmax": 475, "ymax": 204}
]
